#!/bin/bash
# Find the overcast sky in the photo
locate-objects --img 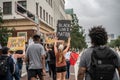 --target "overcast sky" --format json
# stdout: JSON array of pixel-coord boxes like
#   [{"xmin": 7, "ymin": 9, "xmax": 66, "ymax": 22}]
[{"xmin": 65, "ymin": 0, "xmax": 120, "ymax": 38}]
